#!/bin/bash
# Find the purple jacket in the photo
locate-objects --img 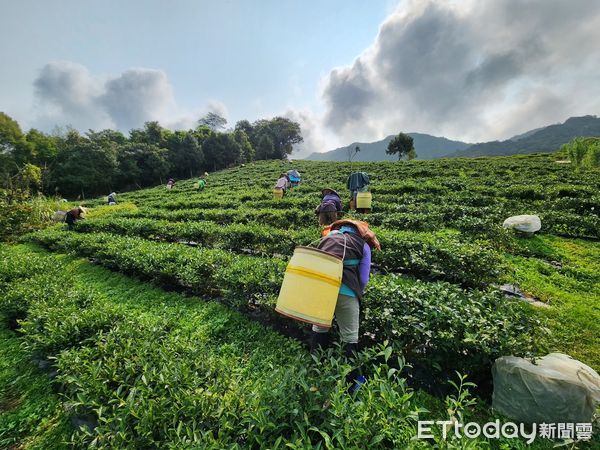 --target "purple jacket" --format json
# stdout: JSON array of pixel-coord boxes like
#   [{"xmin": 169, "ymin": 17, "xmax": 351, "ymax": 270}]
[
  {"xmin": 322, "ymin": 193, "xmax": 342, "ymax": 212},
  {"xmin": 359, "ymin": 243, "xmax": 371, "ymax": 288}
]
